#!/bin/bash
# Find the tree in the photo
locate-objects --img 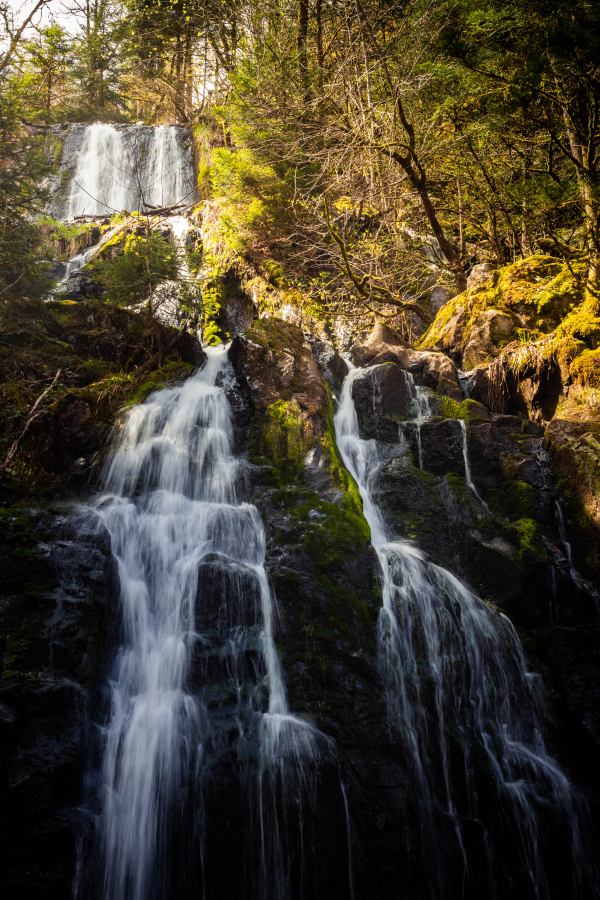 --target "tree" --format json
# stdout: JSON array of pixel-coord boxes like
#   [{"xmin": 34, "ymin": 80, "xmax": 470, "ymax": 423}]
[
  {"xmin": 442, "ymin": 0, "xmax": 600, "ymax": 291},
  {"xmin": 0, "ymin": 92, "xmax": 52, "ymax": 302},
  {"xmin": 0, "ymin": 0, "xmax": 55, "ymax": 75},
  {"xmin": 21, "ymin": 23, "xmax": 72, "ymax": 115}
]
